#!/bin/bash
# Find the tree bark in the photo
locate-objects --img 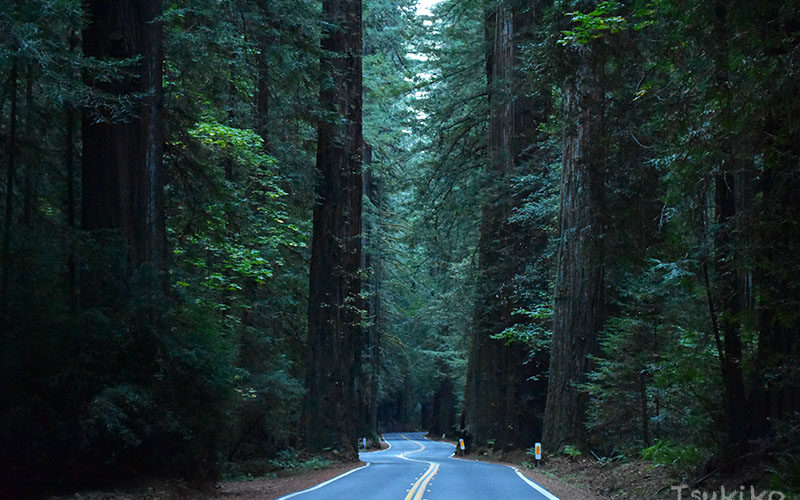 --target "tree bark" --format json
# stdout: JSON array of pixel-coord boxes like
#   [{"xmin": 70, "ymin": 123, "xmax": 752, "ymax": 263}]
[
  {"xmin": 81, "ymin": 0, "xmax": 166, "ymax": 276},
  {"xmin": 748, "ymin": 134, "xmax": 800, "ymax": 438},
  {"xmin": 1, "ymin": 58, "xmax": 18, "ymax": 318},
  {"xmin": 713, "ymin": 169, "xmax": 748, "ymax": 444},
  {"xmin": 302, "ymin": 0, "xmax": 363, "ymax": 459},
  {"xmin": 359, "ymin": 144, "xmax": 380, "ymax": 438},
  {"xmin": 21, "ymin": 66, "xmax": 37, "ymax": 225},
  {"xmin": 542, "ymin": 48, "xmax": 605, "ymax": 450},
  {"xmin": 65, "ymin": 99, "xmax": 77, "ymax": 309},
  {"xmin": 463, "ymin": 2, "xmax": 542, "ymax": 449}
]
